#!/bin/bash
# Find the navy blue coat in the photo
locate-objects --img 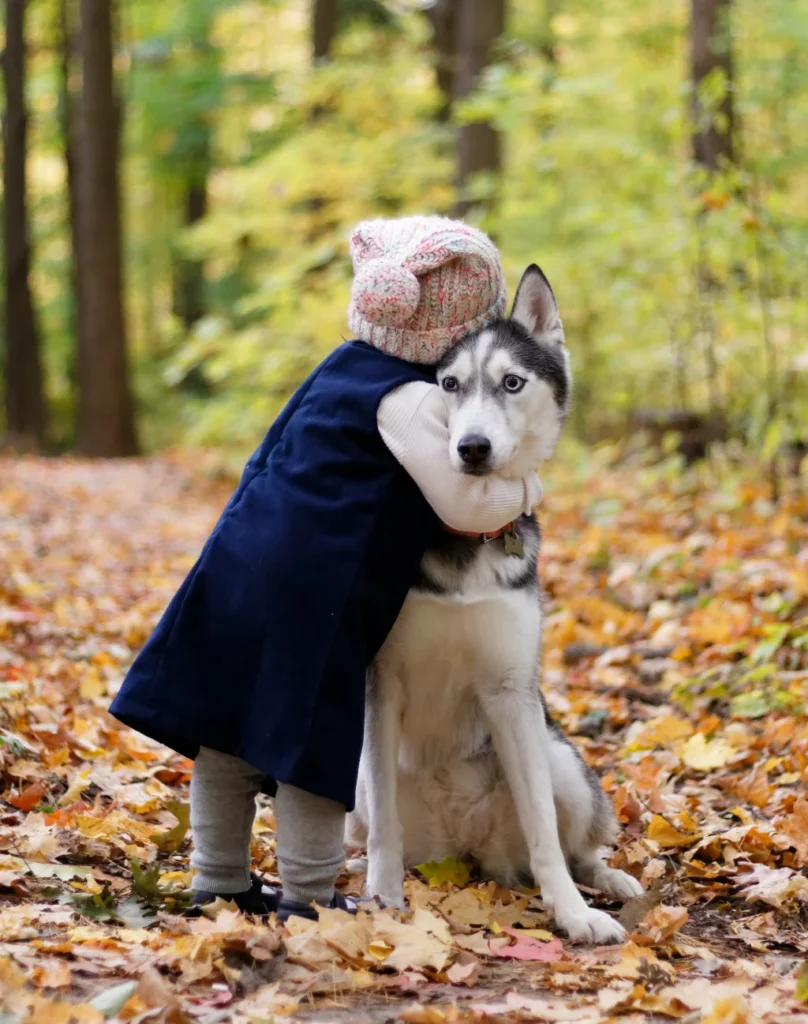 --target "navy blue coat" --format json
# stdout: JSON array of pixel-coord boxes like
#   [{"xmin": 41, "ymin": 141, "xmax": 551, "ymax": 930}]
[{"xmin": 110, "ymin": 342, "xmax": 441, "ymax": 810}]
